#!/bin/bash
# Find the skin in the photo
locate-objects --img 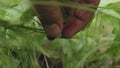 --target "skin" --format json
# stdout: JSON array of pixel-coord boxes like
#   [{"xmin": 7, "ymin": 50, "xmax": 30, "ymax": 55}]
[
  {"xmin": 62, "ymin": 0, "xmax": 100, "ymax": 38},
  {"xmin": 31, "ymin": 0, "xmax": 100, "ymax": 40},
  {"xmin": 31, "ymin": 0, "xmax": 63, "ymax": 40}
]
